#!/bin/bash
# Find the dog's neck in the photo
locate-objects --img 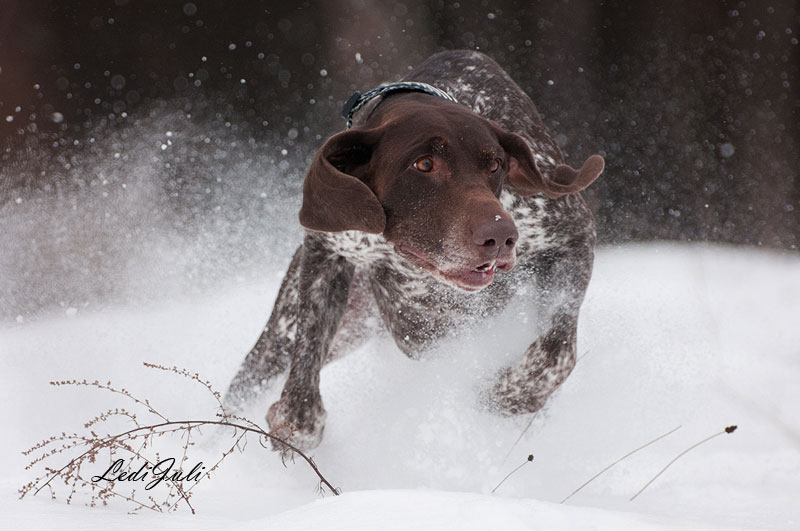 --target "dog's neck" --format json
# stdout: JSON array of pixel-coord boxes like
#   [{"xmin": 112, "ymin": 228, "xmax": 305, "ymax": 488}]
[{"xmin": 343, "ymin": 82, "xmax": 458, "ymax": 129}]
